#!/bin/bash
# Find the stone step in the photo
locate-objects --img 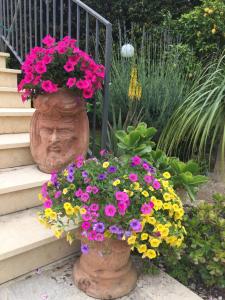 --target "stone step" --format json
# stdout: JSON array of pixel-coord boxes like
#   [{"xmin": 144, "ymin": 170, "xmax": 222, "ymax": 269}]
[
  {"xmin": 0, "ymin": 68, "xmax": 21, "ymax": 88},
  {"xmin": 0, "ymin": 108, "xmax": 34, "ymax": 134},
  {"xmin": 0, "ymin": 52, "xmax": 10, "ymax": 68},
  {"xmin": 0, "ymin": 165, "xmax": 49, "ymax": 215},
  {"xmin": 0, "ymin": 133, "xmax": 34, "ymax": 169},
  {"xmin": 0, "ymin": 87, "xmax": 31, "ymax": 108},
  {"xmin": 0, "ymin": 207, "xmax": 80, "ymax": 284}
]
